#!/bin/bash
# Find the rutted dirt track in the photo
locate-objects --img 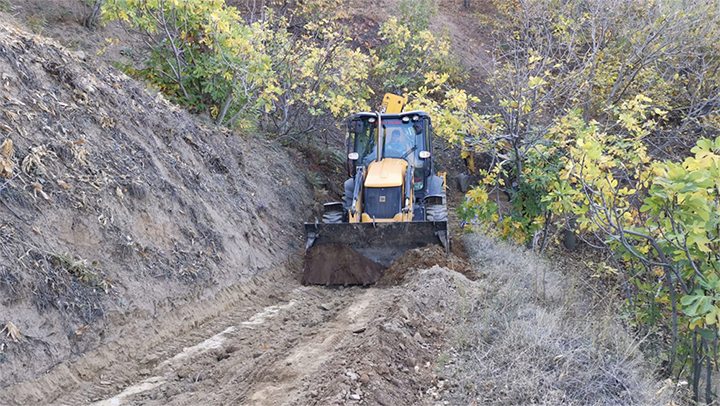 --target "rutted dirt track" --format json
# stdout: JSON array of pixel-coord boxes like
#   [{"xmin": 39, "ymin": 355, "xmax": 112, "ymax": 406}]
[{"xmin": 2, "ymin": 250, "xmax": 478, "ymax": 406}]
